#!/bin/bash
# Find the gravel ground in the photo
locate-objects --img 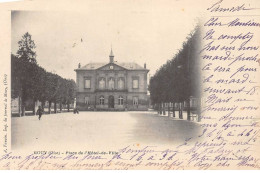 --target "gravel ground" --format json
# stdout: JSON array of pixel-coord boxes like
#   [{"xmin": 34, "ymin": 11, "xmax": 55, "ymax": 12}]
[{"xmin": 11, "ymin": 111, "xmax": 201, "ymax": 151}]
